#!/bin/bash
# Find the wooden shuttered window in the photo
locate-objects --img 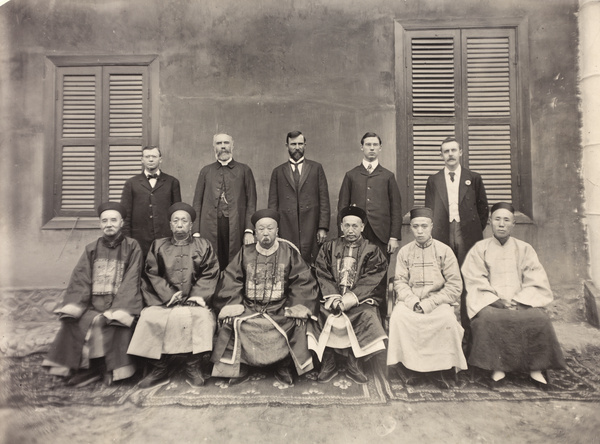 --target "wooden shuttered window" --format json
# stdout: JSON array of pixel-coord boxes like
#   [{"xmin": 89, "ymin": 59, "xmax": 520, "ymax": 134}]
[
  {"xmin": 54, "ymin": 66, "xmax": 148, "ymax": 217},
  {"xmin": 406, "ymin": 28, "xmax": 518, "ymax": 208}
]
